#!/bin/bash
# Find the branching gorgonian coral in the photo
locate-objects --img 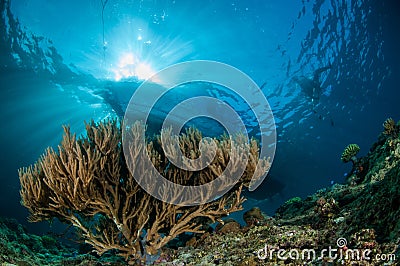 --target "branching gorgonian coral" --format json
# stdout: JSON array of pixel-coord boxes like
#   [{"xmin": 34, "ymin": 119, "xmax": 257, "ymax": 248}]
[{"xmin": 19, "ymin": 119, "xmax": 270, "ymax": 261}]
